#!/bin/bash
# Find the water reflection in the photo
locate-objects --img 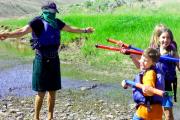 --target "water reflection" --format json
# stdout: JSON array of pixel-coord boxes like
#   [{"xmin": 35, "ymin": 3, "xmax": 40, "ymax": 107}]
[
  {"xmin": 0, "ymin": 64, "xmax": 124, "ymax": 99},
  {"xmin": 0, "ymin": 64, "xmax": 33, "ymax": 98}
]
